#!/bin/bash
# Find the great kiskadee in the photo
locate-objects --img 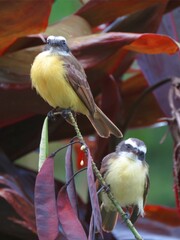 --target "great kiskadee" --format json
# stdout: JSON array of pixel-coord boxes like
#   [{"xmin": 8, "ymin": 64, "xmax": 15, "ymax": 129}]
[
  {"xmin": 30, "ymin": 36, "xmax": 122, "ymax": 138},
  {"xmin": 98, "ymin": 138, "xmax": 149, "ymax": 232}
]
